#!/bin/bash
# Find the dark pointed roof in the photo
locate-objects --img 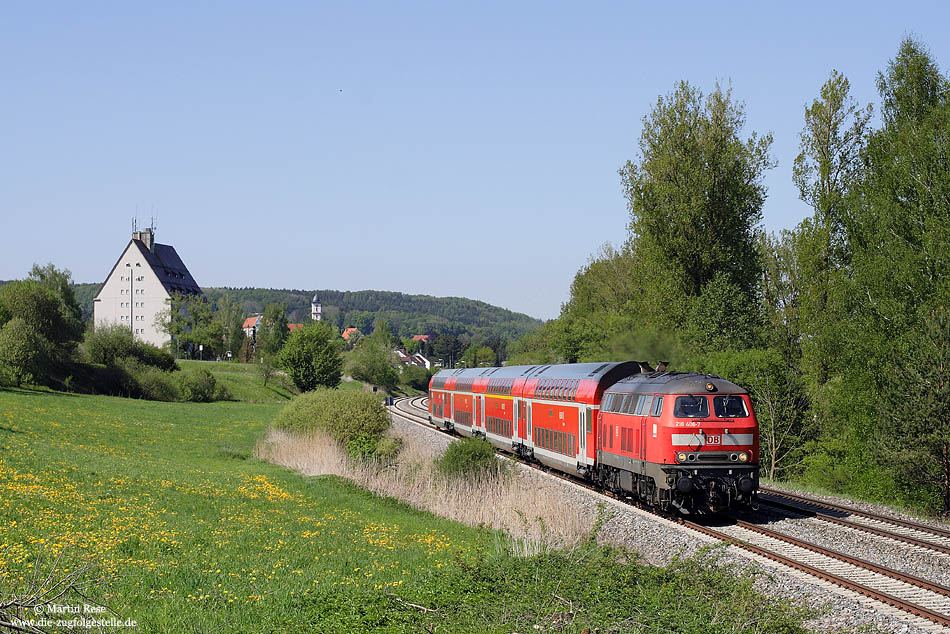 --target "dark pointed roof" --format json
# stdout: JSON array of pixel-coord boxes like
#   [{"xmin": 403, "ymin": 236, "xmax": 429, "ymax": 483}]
[
  {"xmin": 136, "ymin": 241, "xmax": 202, "ymax": 295},
  {"xmin": 94, "ymin": 238, "xmax": 202, "ymax": 299}
]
